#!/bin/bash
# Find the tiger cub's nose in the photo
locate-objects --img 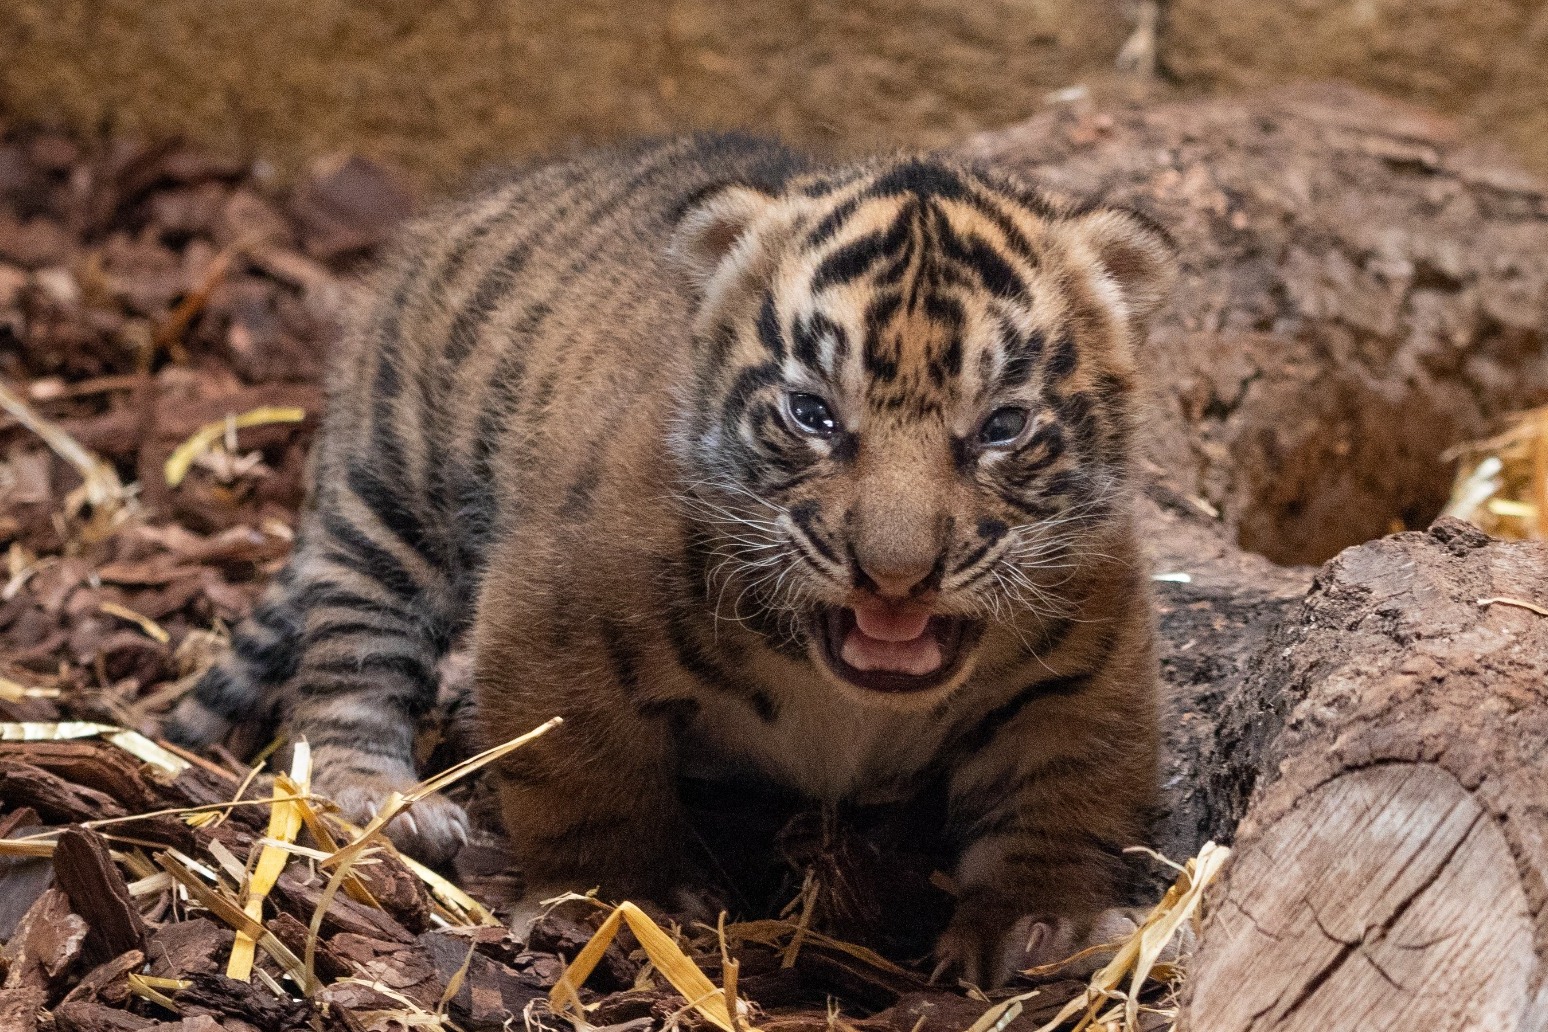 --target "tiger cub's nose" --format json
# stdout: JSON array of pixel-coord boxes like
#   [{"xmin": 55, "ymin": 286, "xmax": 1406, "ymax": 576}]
[{"xmin": 857, "ymin": 556, "xmax": 941, "ymax": 600}]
